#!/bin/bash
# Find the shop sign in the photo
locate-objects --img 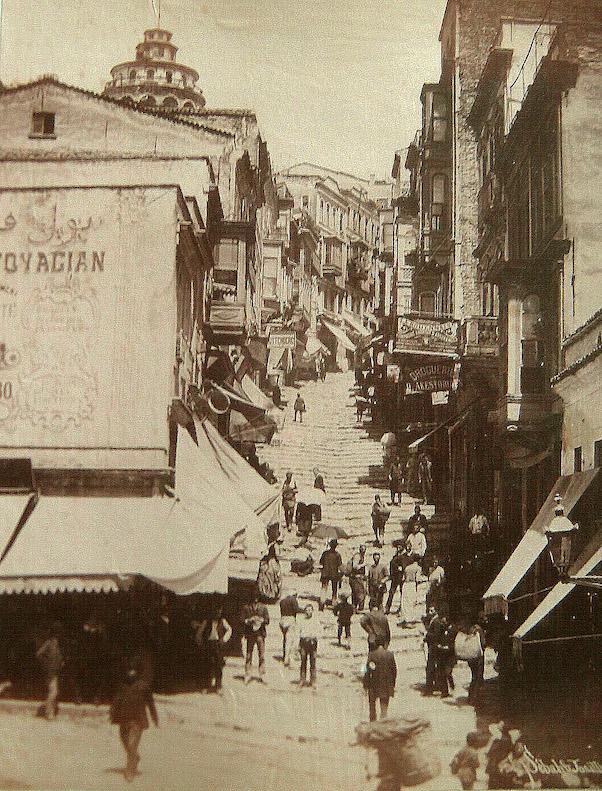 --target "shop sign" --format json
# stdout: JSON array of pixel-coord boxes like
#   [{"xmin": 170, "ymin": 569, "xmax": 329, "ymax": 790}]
[
  {"xmin": 405, "ymin": 362, "xmax": 456, "ymax": 393},
  {"xmin": 268, "ymin": 331, "xmax": 296, "ymax": 349},
  {"xmin": 396, "ymin": 316, "xmax": 459, "ymax": 354}
]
